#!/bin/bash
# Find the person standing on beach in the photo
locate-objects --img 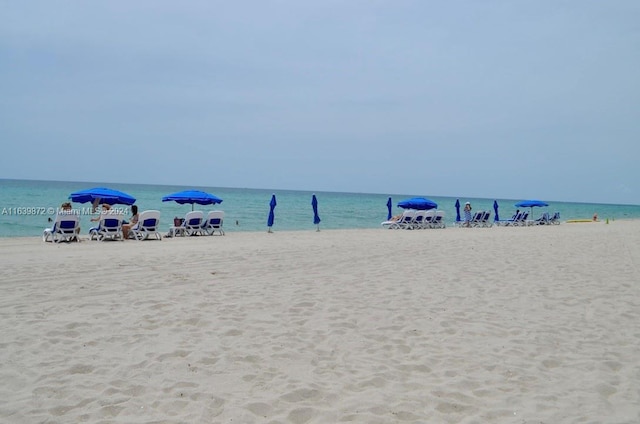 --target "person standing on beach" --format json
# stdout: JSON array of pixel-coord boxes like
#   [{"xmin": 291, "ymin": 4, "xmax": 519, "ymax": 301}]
[{"xmin": 463, "ymin": 202, "xmax": 472, "ymax": 227}]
